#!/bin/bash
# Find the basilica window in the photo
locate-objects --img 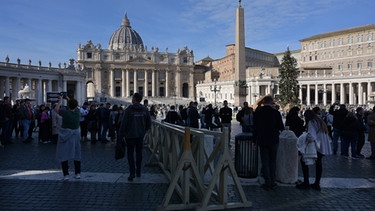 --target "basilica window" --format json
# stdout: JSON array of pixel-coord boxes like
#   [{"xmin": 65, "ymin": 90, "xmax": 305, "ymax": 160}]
[
  {"xmin": 114, "ymin": 54, "xmax": 120, "ymax": 60},
  {"xmin": 86, "ymin": 52, "xmax": 92, "ymax": 59},
  {"xmin": 138, "ymin": 71, "xmax": 144, "ymax": 80},
  {"xmin": 368, "ymin": 62, "xmax": 373, "ymax": 68},
  {"xmin": 114, "ymin": 70, "xmax": 122, "ymax": 79},
  {"xmin": 368, "ymin": 33, "xmax": 373, "ymax": 41},
  {"xmin": 87, "ymin": 69, "xmax": 93, "ymax": 79},
  {"xmin": 183, "ymin": 57, "xmax": 188, "ymax": 63},
  {"xmin": 357, "ymin": 63, "xmax": 362, "ymax": 70},
  {"xmin": 357, "ymin": 34, "xmax": 363, "ymax": 43},
  {"xmin": 347, "ymin": 64, "xmax": 352, "ymax": 70},
  {"xmin": 338, "ymin": 64, "xmax": 342, "ymax": 71},
  {"xmin": 348, "ymin": 36, "xmax": 353, "ymax": 44}
]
